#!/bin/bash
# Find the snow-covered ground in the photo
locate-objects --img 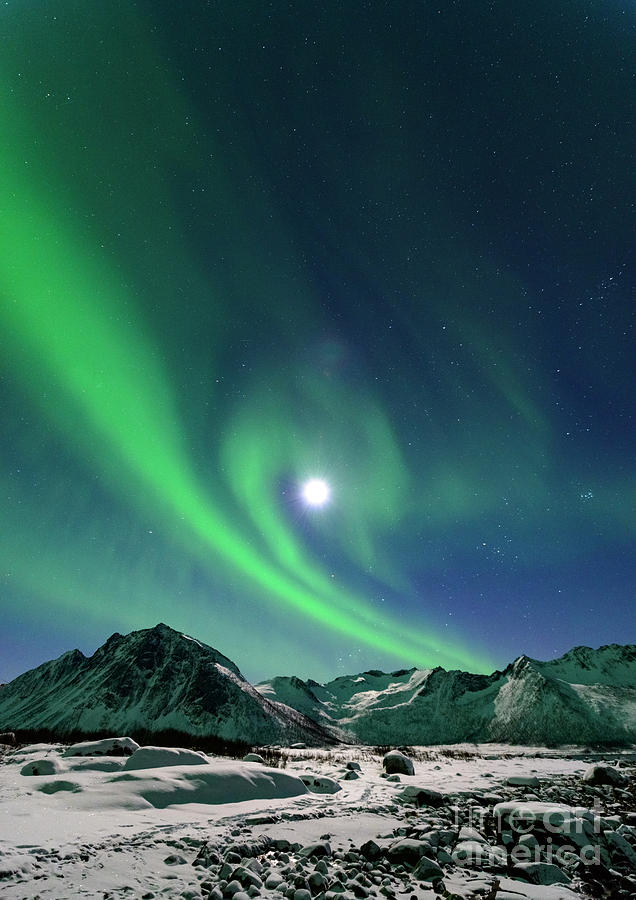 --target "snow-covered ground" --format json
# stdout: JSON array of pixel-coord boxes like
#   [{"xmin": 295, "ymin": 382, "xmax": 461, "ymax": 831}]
[{"xmin": 0, "ymin": 741, "xmax": 634, "ymax": 899}]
